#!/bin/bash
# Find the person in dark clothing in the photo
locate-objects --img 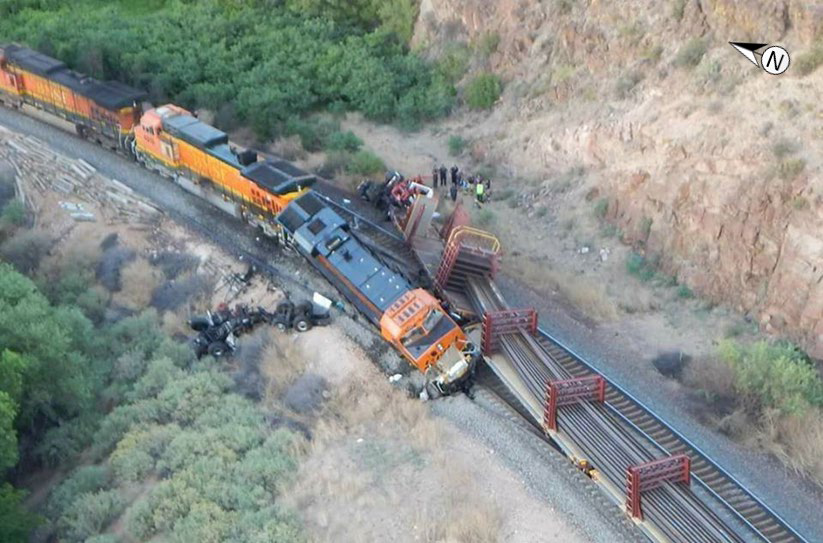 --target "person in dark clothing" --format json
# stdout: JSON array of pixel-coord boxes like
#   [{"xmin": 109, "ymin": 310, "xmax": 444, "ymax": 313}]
[
  {"xmin": 432, "ymin": 168, "xmax": 438, "ymax": 187},
  {"xmin": 439, "ymin": 165, "xmax": 447, "ymax": 186},
  {"xmin": 449, "ymin": 182, "xmax": 458, "ymax": 202},
  {"xmin": 450, "ymin": 165, "xmax": 459, "ymax": 185}
]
